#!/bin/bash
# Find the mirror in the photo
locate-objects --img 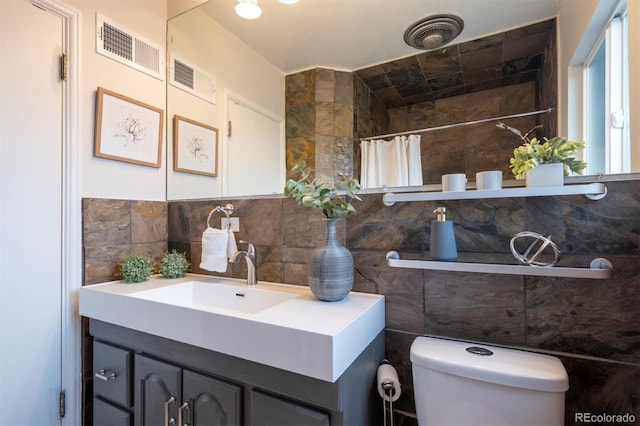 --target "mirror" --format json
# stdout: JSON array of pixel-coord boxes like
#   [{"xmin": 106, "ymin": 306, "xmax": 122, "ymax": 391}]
[
  {"xmin": 167, "ymin": 3, "xmax": 285, "ymax": 200},
  {"xmin": 167, "ymin": 0, "xmax": 637, "ymax": 200}
]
